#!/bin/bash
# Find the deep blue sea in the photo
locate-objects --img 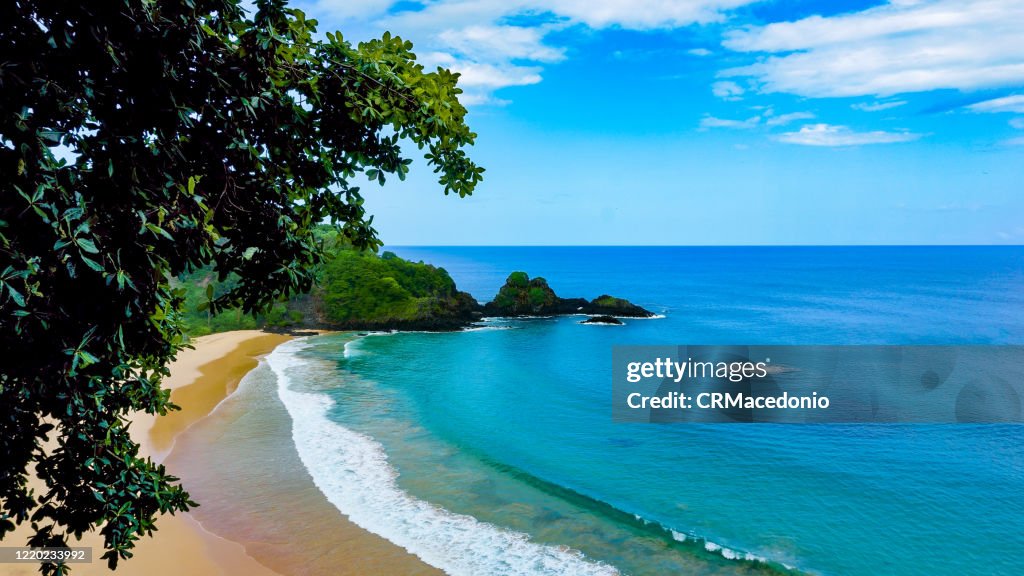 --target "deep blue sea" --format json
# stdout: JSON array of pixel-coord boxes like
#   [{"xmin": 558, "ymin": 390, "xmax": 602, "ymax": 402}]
[{"xmin": 268, "ymin": 247, "xmax": 1024, "ymax": 576}]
